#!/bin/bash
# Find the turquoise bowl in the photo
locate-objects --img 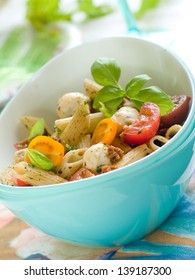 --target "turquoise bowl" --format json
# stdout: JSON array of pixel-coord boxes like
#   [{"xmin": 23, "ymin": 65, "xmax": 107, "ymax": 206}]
[{"xmin": 0, "ymin": 37, "xmax": 195, "ymax": 247}]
